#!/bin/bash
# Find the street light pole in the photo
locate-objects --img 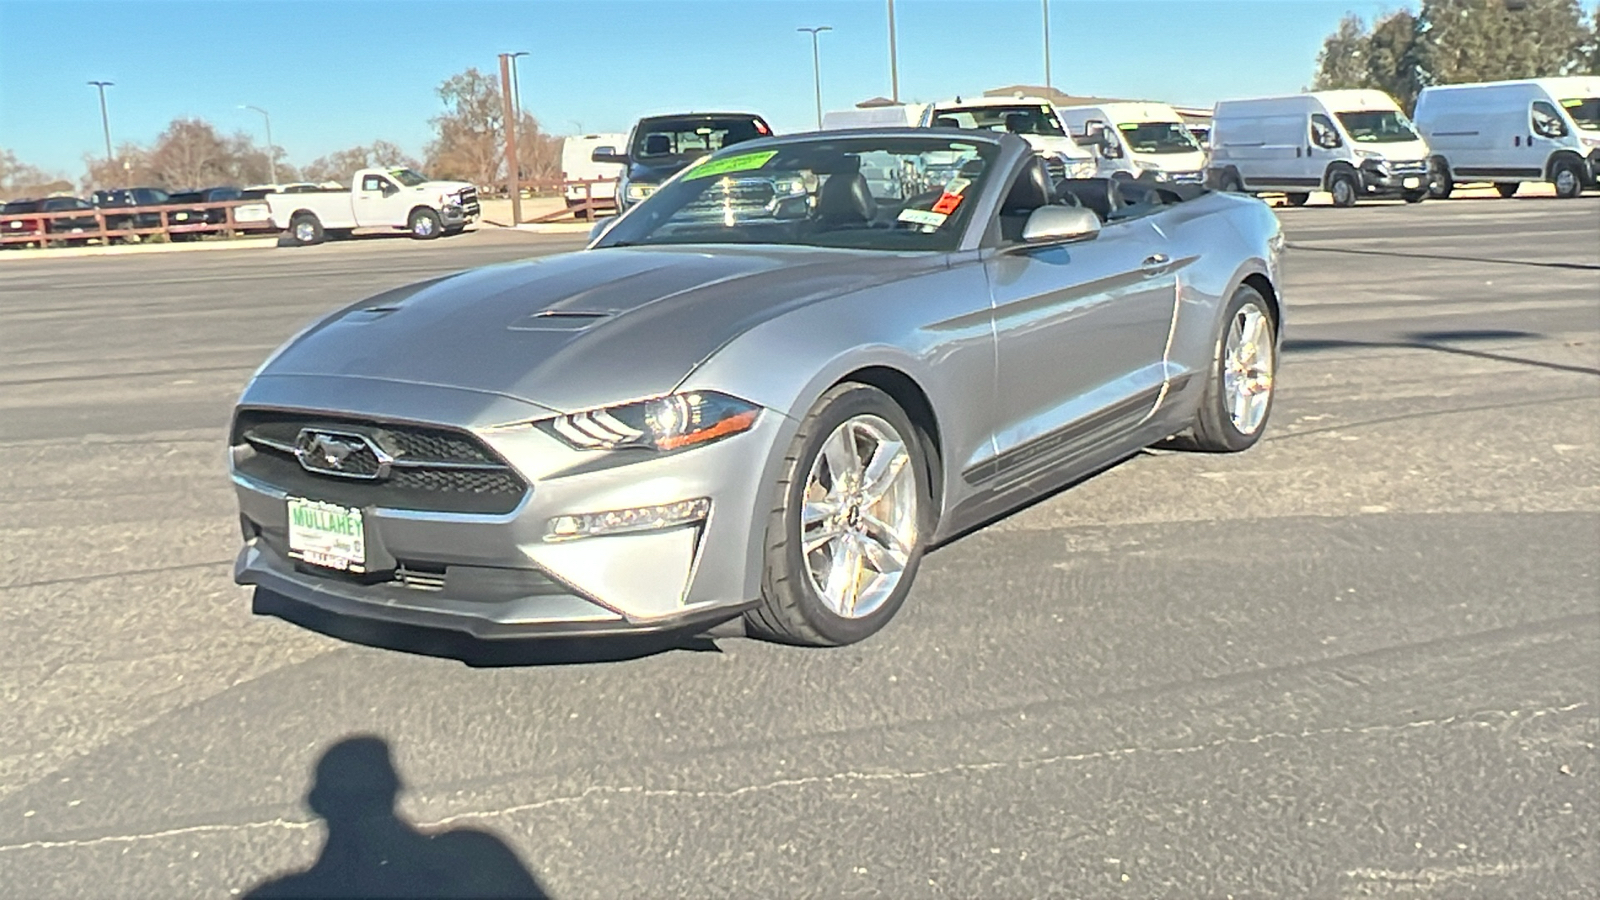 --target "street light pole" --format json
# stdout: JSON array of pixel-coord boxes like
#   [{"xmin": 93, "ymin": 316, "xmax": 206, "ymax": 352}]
[
  {"xmin": 508, "ymin": 51, "xmax": 529, "ymax": 123},
  {"xmin": 798, "ymin": 26, "xmax": 832, "ymax": 131},
  {"xmin": 497, "ymin": 53, "xmax": 522, "ymax": 225},
  {"xmin": 87, "ymin": 81, "xmax": 114, "ymax": 164},
  {"xmin": 1042, "ymin": 0, "xmax": 1053, "ymax": 90},
  {"xmin": 887, "ymin": 0, "xmax": 899, "ymax": 103},
  {"xmin": 240, "ymin": 105, "xmax": 277, "ymax": 185}
]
